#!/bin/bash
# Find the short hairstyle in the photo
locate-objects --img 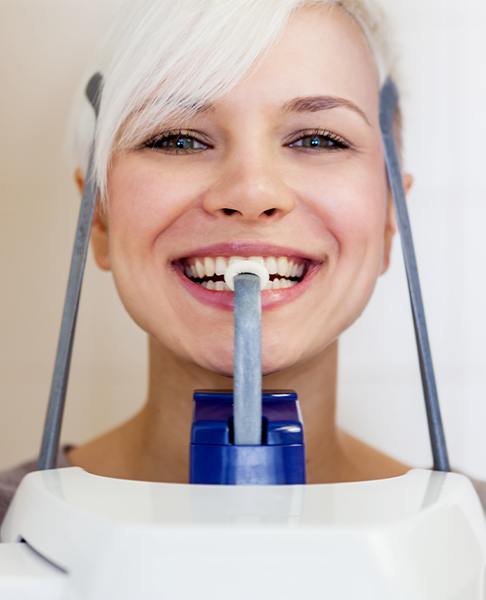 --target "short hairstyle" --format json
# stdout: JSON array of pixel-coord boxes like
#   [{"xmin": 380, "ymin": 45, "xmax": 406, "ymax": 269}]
[{"xmin": 68, "ymin": 0, "xmax": 398, "ymax": 201}]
